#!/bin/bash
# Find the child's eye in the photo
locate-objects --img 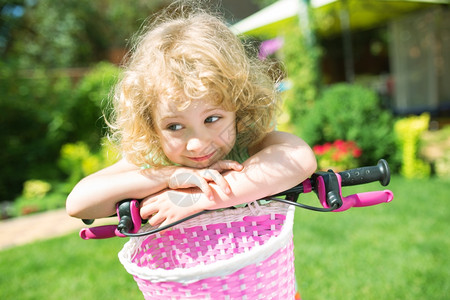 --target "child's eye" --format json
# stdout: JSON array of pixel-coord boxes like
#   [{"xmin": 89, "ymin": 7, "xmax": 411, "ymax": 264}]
[
  {"xmin": 205, "ymin": 116, "xmax": 220, "ymax": 123},
  {"xmin": 167, "ymin": 123, "xmax": 183, "ymax": 131}
]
